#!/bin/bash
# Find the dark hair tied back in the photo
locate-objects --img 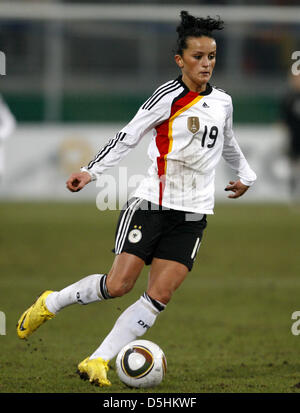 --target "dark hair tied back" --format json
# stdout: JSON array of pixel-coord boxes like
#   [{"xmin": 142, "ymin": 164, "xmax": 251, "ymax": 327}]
[{"xmin": 176, "ymin": 10, "xmax": 224, "ymax": 55}]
